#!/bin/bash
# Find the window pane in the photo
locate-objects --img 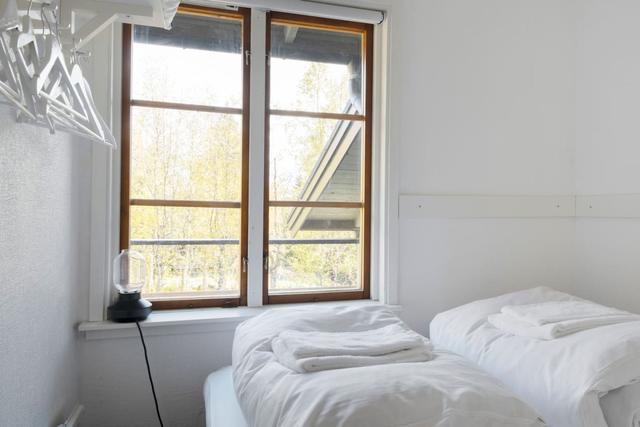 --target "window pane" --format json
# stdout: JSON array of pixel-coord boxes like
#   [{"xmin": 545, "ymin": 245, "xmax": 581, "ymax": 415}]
[
  {"xmin": 270, "ymin": 23, "xmax": 363, "ymax": 114},
  {"xmin": 269, "ymin": 116, "xmax": 362, "ymax": 201},
  {"xmin": 132, "ymin": 14, "xmax": 243, "ymax": 107},
  {"xmin": 268, "ymin": 207, "xmax": 362, "ymax": 294},
  {"xmin": 133, "ymin": 244, "xmax": 240, "ymax": 300},
  {"xmin": 130, "ymin": 107, "xmax": 242, "ymax": 201},
  {"xmin": 130, "ymin": 206, "xmax": 241, "ymax": 299}
]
